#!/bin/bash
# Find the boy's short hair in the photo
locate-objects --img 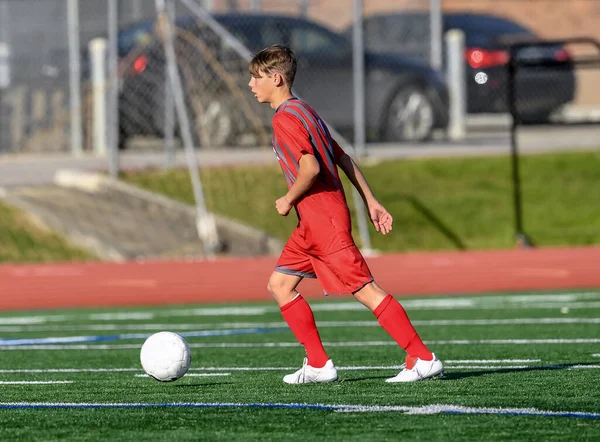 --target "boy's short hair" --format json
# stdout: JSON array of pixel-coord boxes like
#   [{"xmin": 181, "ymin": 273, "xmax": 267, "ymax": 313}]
[{"xmin": 249, "ymin": 45, "xmax": 297, "ymax": 87}]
